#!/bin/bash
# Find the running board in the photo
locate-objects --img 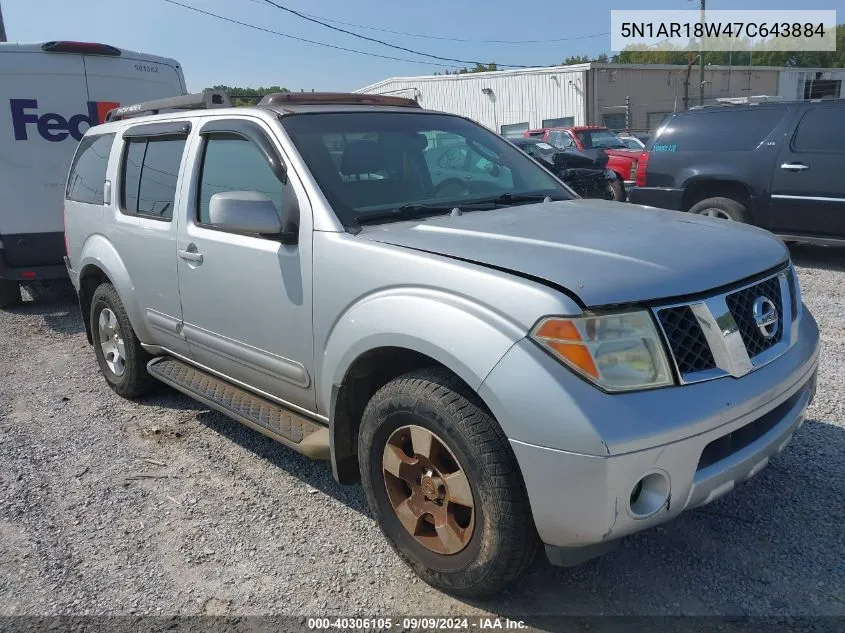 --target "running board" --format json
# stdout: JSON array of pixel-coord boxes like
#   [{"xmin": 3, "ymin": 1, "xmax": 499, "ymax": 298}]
[{"xmin": 147, "ymin": 356, "xmax": 329, "ymax": 460}]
